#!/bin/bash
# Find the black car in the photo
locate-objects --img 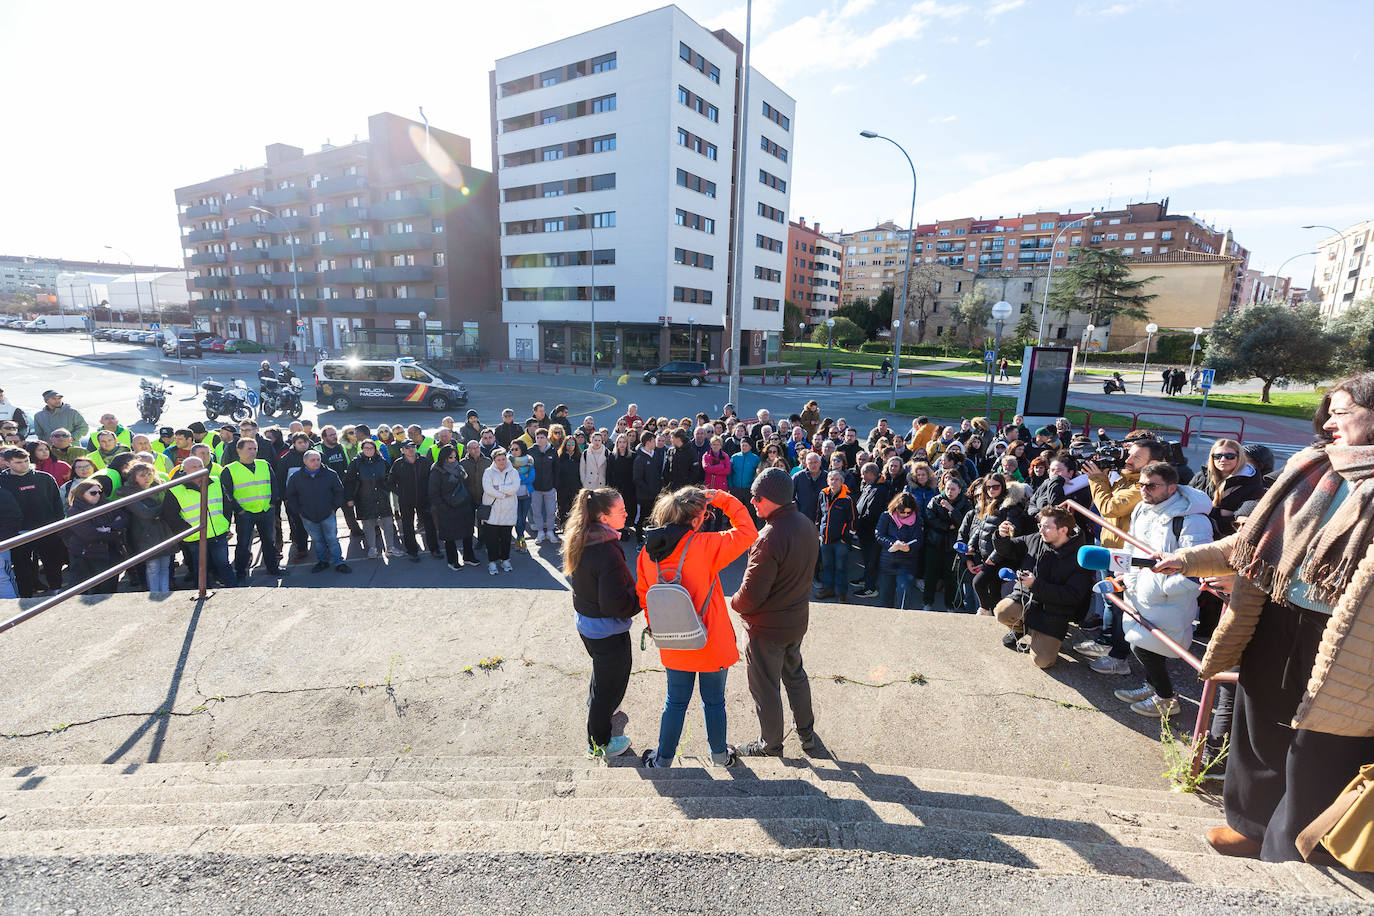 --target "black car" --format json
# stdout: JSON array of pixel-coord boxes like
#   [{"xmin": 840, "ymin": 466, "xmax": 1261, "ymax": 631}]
[
  {"xmin": 162, "ymin": 335, "xmax": 203, "ymax": 358},
  {"xmin": 643, "ymin": 361, "xmax": 708, "ymax": 387}
]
